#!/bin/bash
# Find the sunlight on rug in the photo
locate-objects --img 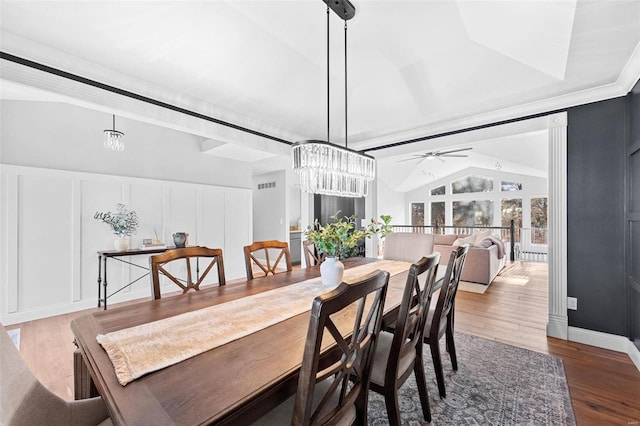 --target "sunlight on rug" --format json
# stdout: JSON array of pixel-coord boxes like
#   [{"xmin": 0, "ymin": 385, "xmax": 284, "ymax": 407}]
[
  {"xmin": 367, "ymin": 332, "xmax": 576, "ymax": 425},
  {"xmin": 7, "ymin": 328, "xmax": 20, "ymax": 349},
  {"xmin": 458, "ymin": 281, "xmax": 489, "ymax": 294}
]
